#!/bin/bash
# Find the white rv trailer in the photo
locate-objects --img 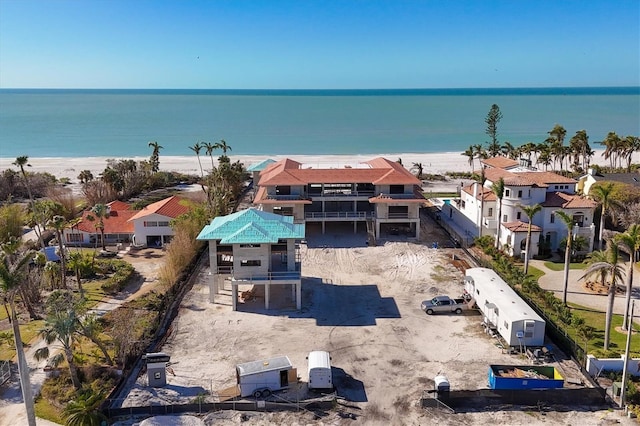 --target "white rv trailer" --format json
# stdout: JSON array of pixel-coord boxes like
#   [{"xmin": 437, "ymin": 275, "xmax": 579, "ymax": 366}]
[
  {"xmin": 236, "ymin": 356, "xmax": 297, "ymax": 398},
  {"xmin": 307, "ymin": 350, "xmax": 332, "ymax": 390},
  {"xmin": 464, "ymin": 268, "xmax": 545, "ymax": 347}
]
